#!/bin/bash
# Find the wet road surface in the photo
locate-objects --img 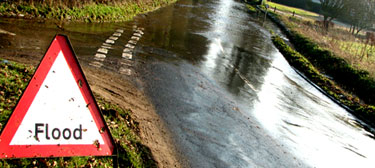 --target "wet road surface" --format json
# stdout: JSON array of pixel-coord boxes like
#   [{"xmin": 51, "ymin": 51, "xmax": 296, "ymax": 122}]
[
  {"xmin": 1, "ymin": 0, "xmax": 375, "ymax": 167},
  {"xmin": 134, "ymin": 0, "xmax": 375, "ymax": 167}
]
